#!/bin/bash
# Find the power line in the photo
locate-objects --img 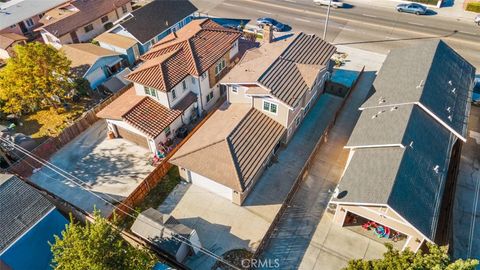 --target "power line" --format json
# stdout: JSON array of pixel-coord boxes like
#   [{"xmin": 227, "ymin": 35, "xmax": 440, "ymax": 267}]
[{"xmin": 1, "ymin": 138, "xmax": 241, "ymax": 270}]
